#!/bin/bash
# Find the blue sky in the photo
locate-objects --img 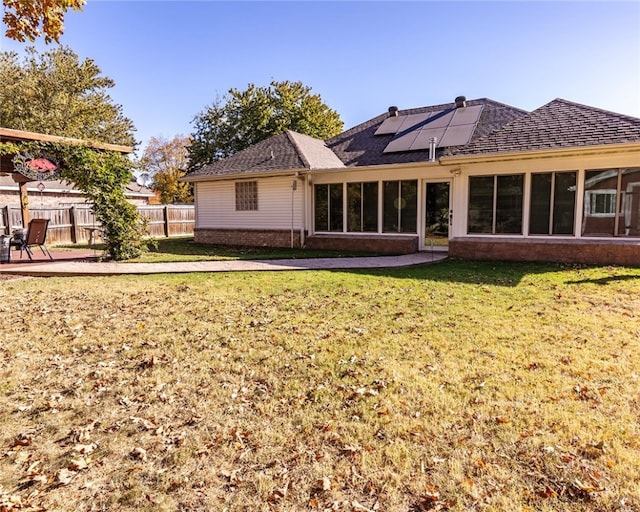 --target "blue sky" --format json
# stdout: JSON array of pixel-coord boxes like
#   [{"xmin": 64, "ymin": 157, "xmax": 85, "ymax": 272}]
[{"xmin": 1, "ymin": 1, "xmax": 639, "ymax": 153}]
